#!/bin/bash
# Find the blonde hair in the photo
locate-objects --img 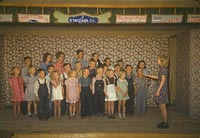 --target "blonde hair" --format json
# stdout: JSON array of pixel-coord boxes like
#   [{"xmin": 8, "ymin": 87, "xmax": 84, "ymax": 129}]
[
  {"xmin": 68, "ymin": 70, "xmax": 76, "ymax": 78},
  {"xmin": 51, "ymin": 70, "xmax": 60, "ymax": 80},
  {"xmin": 119, "ymin": 71, "xmax": 126, "ymax": 79},
  {"xmin": 159, "ymin": 55, "xmax": 169, "ymax": 67},
  {"xmin": 11, "ymin": 67, "xmax": 20, "ymax": 75}
]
